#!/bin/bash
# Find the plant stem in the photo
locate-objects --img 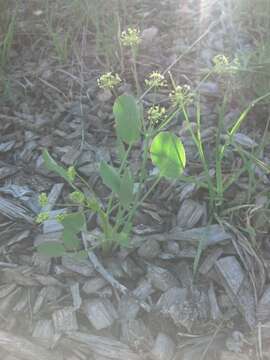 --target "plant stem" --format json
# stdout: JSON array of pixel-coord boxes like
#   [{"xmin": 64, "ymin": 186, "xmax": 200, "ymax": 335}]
[
  {"xmin": 131, "ymin": 47, "xmax": 141, "ymax": 96},
  {"xmin": 106, "ymin": 142, "xmax": 133, "ymax": 217},
  {"xmin": 119, "ymin": 175, "xmax": 162, "ymax": 232}
]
